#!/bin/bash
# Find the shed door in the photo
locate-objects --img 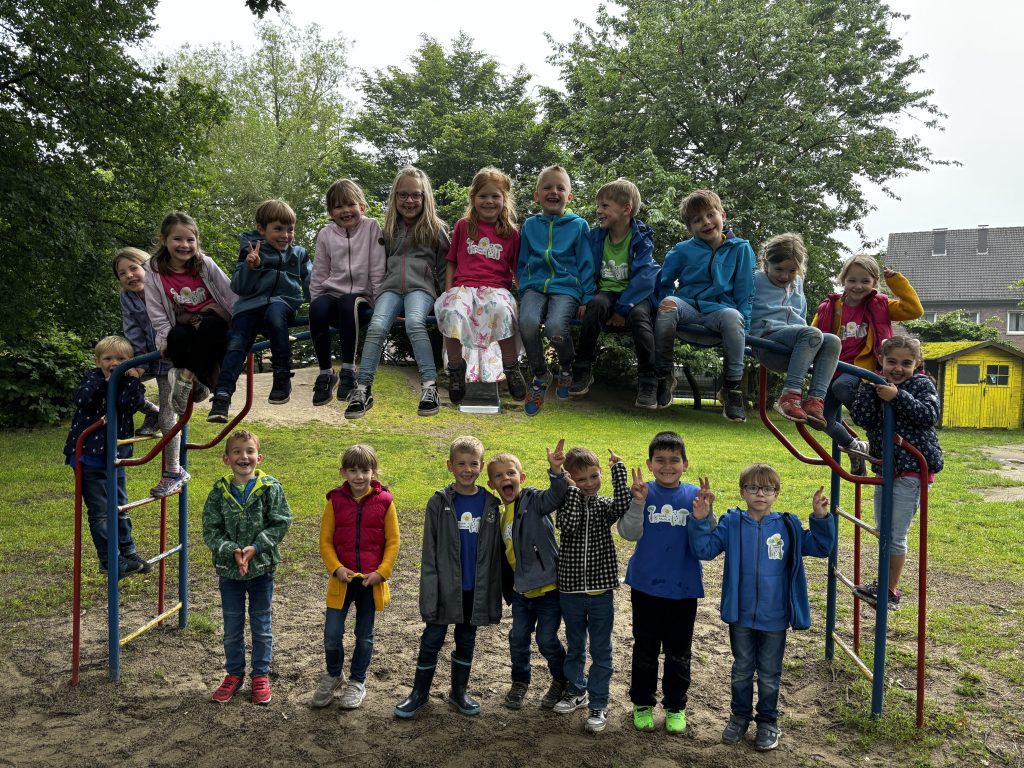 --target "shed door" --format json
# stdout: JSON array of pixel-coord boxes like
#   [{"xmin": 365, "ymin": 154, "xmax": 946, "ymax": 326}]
[
  {"xmin": 948, "ymin": 363, "xmax": 982, "ymax": 427},
  {"xmin": 980, "ymin": 363, "xmax": 1014, "ymax": 429}
]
